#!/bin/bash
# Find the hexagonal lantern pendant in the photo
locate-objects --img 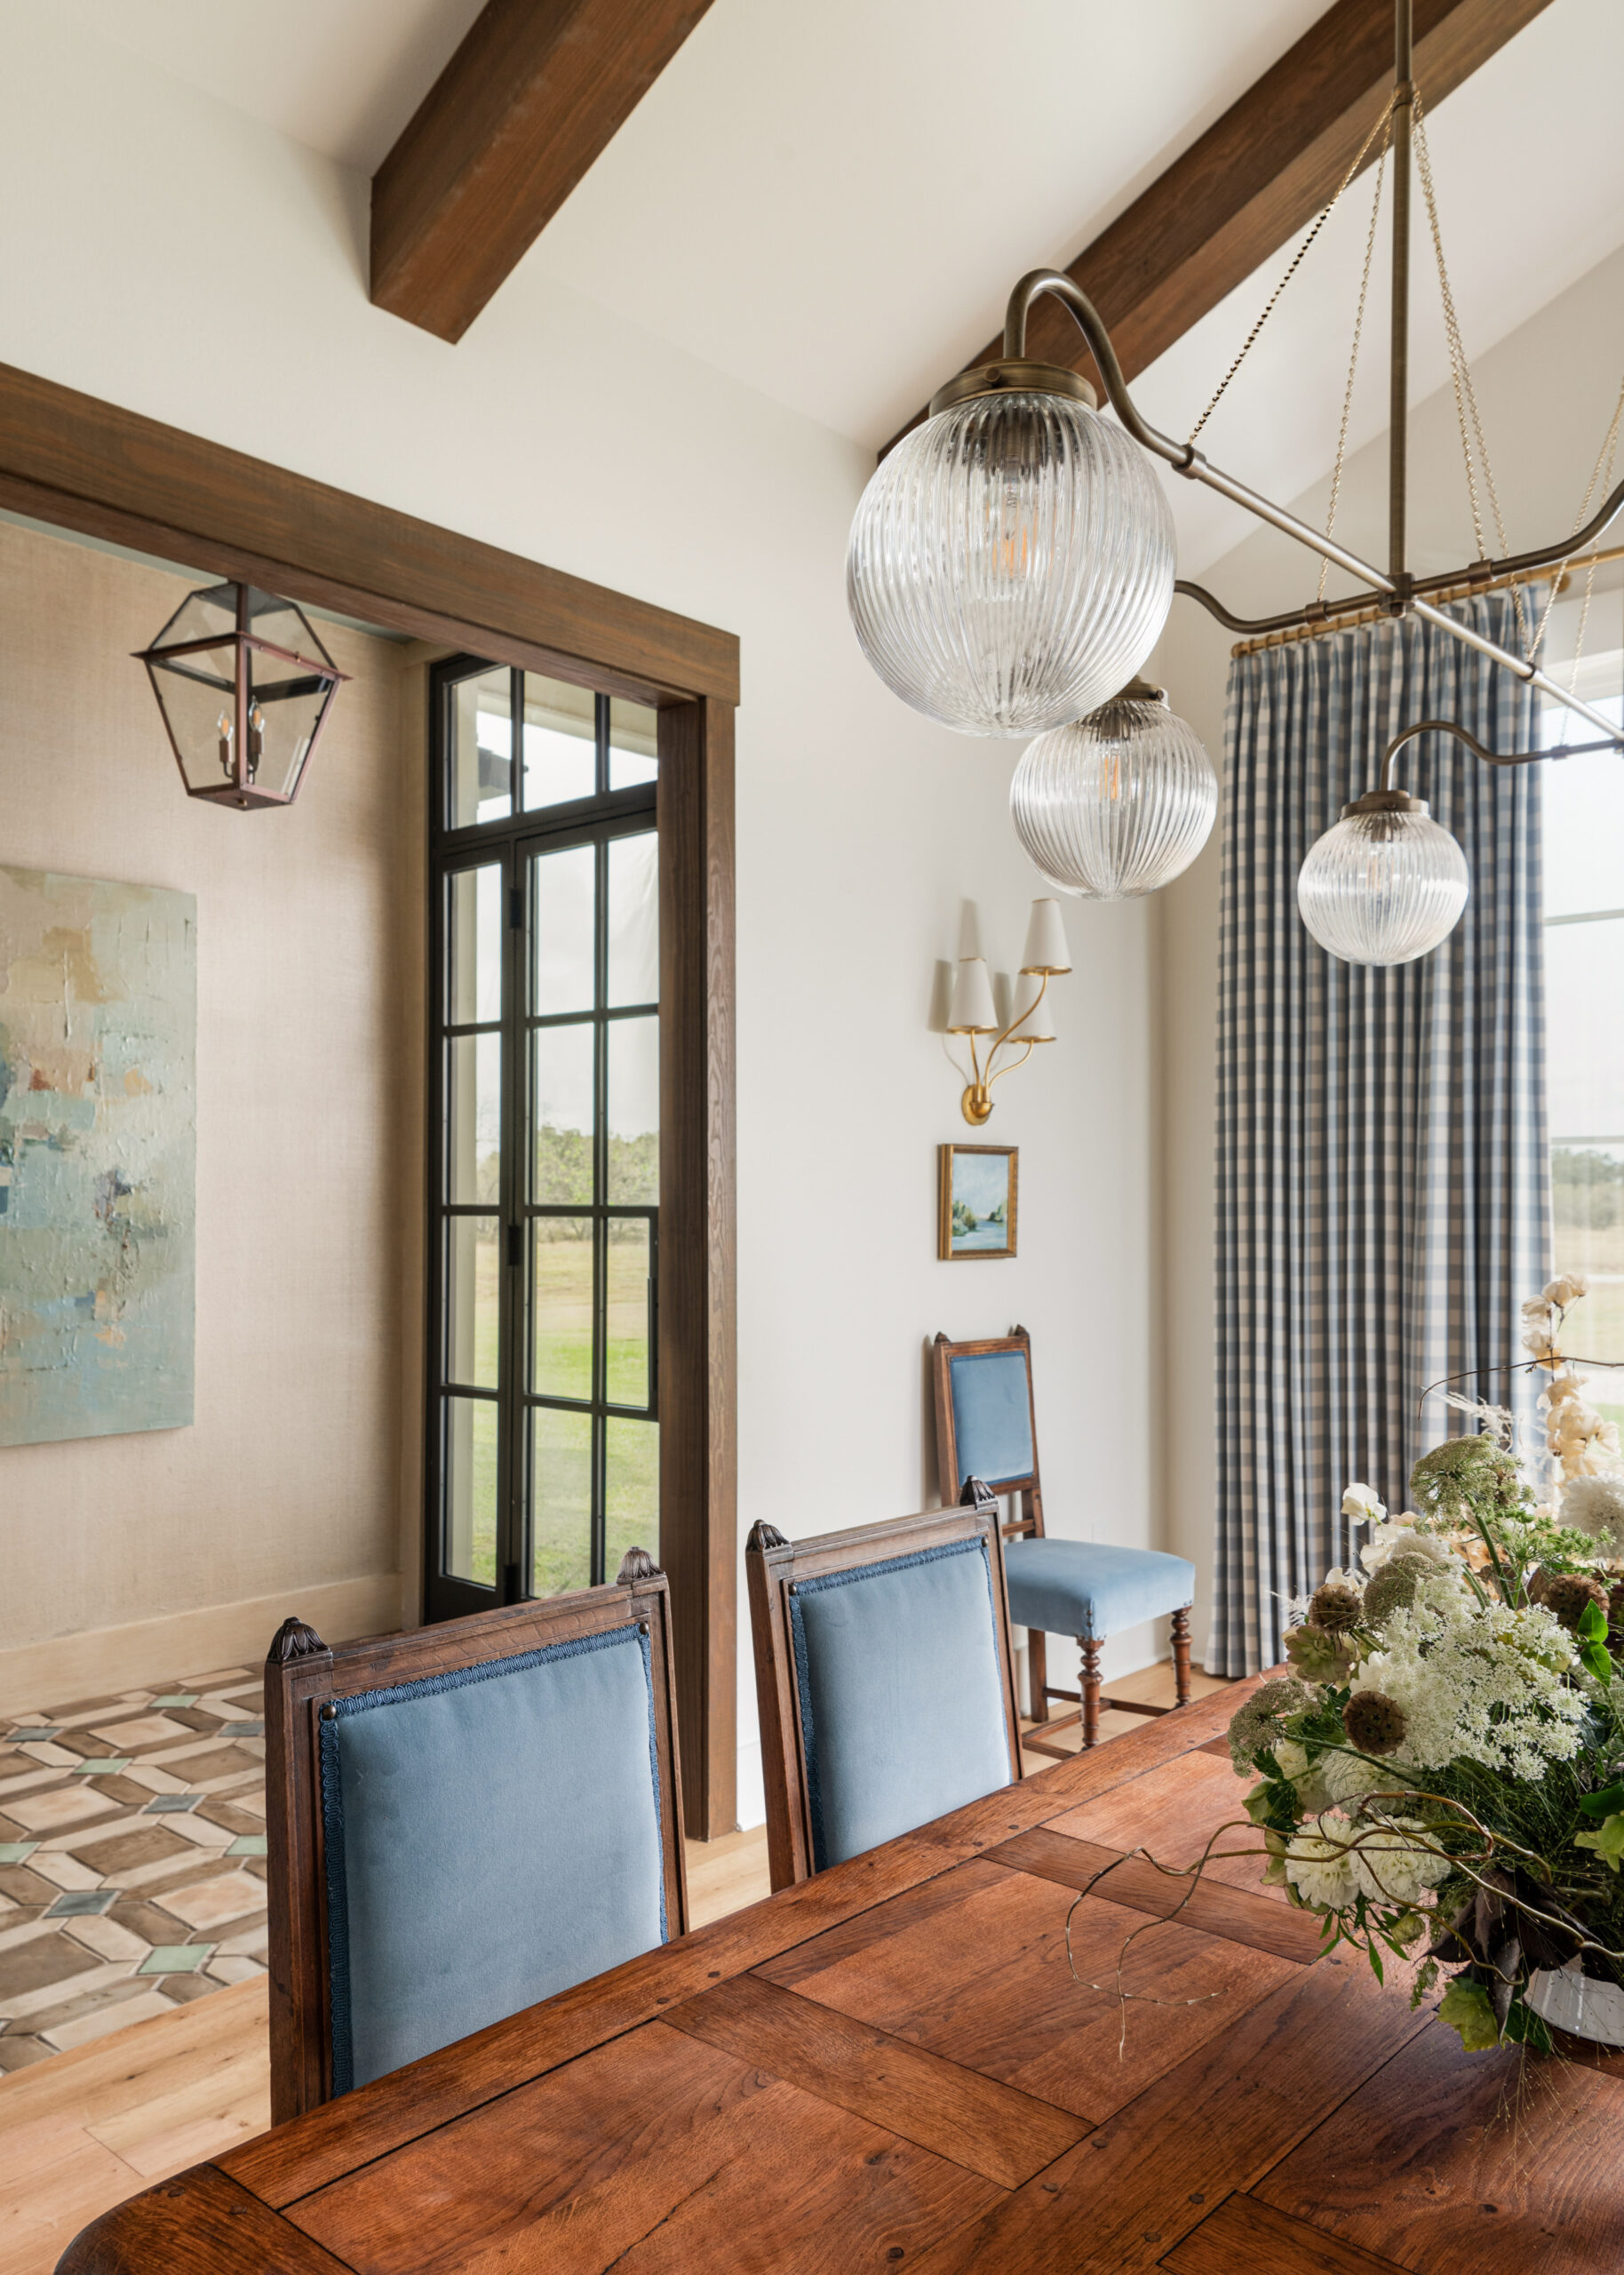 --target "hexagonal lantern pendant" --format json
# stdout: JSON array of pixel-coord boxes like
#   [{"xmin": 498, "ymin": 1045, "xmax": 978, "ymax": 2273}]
[{"xmin": 136, "ymin": 582, "xmax": 348, "ymax": 810}]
